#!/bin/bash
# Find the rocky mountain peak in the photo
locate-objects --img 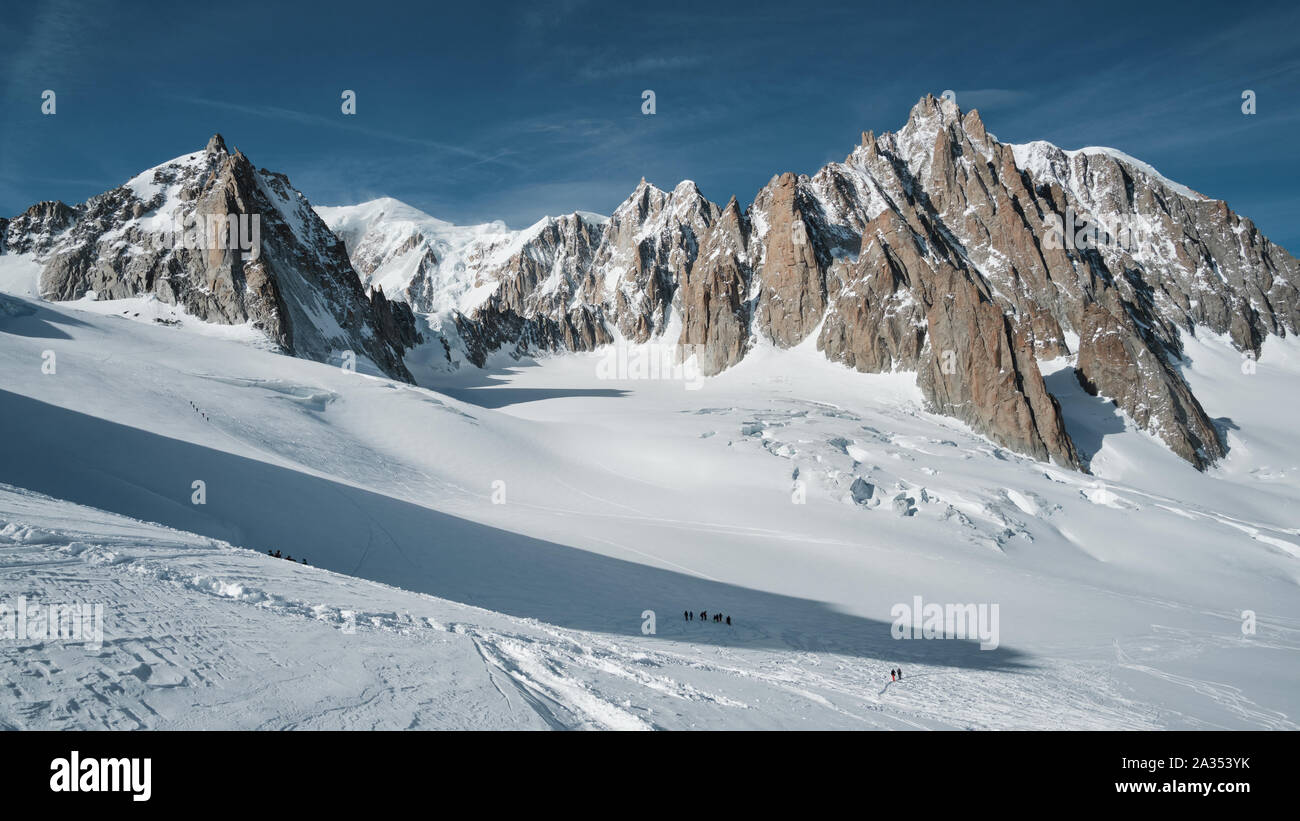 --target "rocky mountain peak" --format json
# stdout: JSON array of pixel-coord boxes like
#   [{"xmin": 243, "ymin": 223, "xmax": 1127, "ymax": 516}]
[
  {"xmin": 902, "ymin": 93, "xmax": 961, "ymax": 134},
  {"xmin": 4, "ymin": 136, "xmax": 420, "ymax": 381}
]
